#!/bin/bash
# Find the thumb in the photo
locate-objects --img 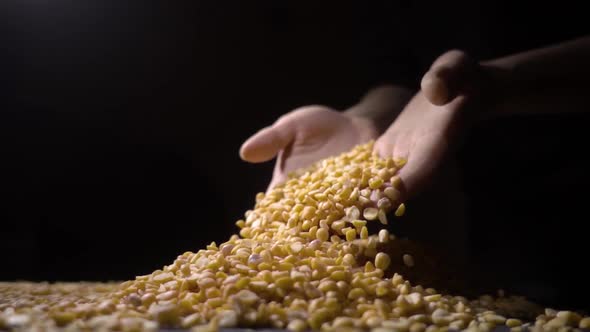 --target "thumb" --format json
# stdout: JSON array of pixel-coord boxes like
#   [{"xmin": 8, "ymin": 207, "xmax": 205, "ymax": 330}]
[
  {"xmin": 239, "ymin": 116, "xmax": 296, "ymax": 163},
  {"xmin": 421, "ymin": 50, "xmax": 482, "ymax": 106}
]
